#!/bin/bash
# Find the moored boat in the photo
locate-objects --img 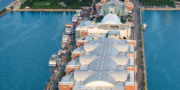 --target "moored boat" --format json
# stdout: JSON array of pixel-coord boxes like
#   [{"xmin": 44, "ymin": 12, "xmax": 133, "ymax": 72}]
[
  {"xmin": 58, "ymin": 49, "xmax": 66, "ymax": 57},
  {"xmin": 65, "ymin": 24, "xmax": 74, "ymax": 35},
  {"xmin": 49, "ymin": 54, "xmax": 58, "ymax": 67},
  {"xmin": 61, "ymin": 33, "xmax": 70, "ymax": 49},
  {"xmin": 143, "ymin": 23, "xmax": 147, "ymax": 31}
]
